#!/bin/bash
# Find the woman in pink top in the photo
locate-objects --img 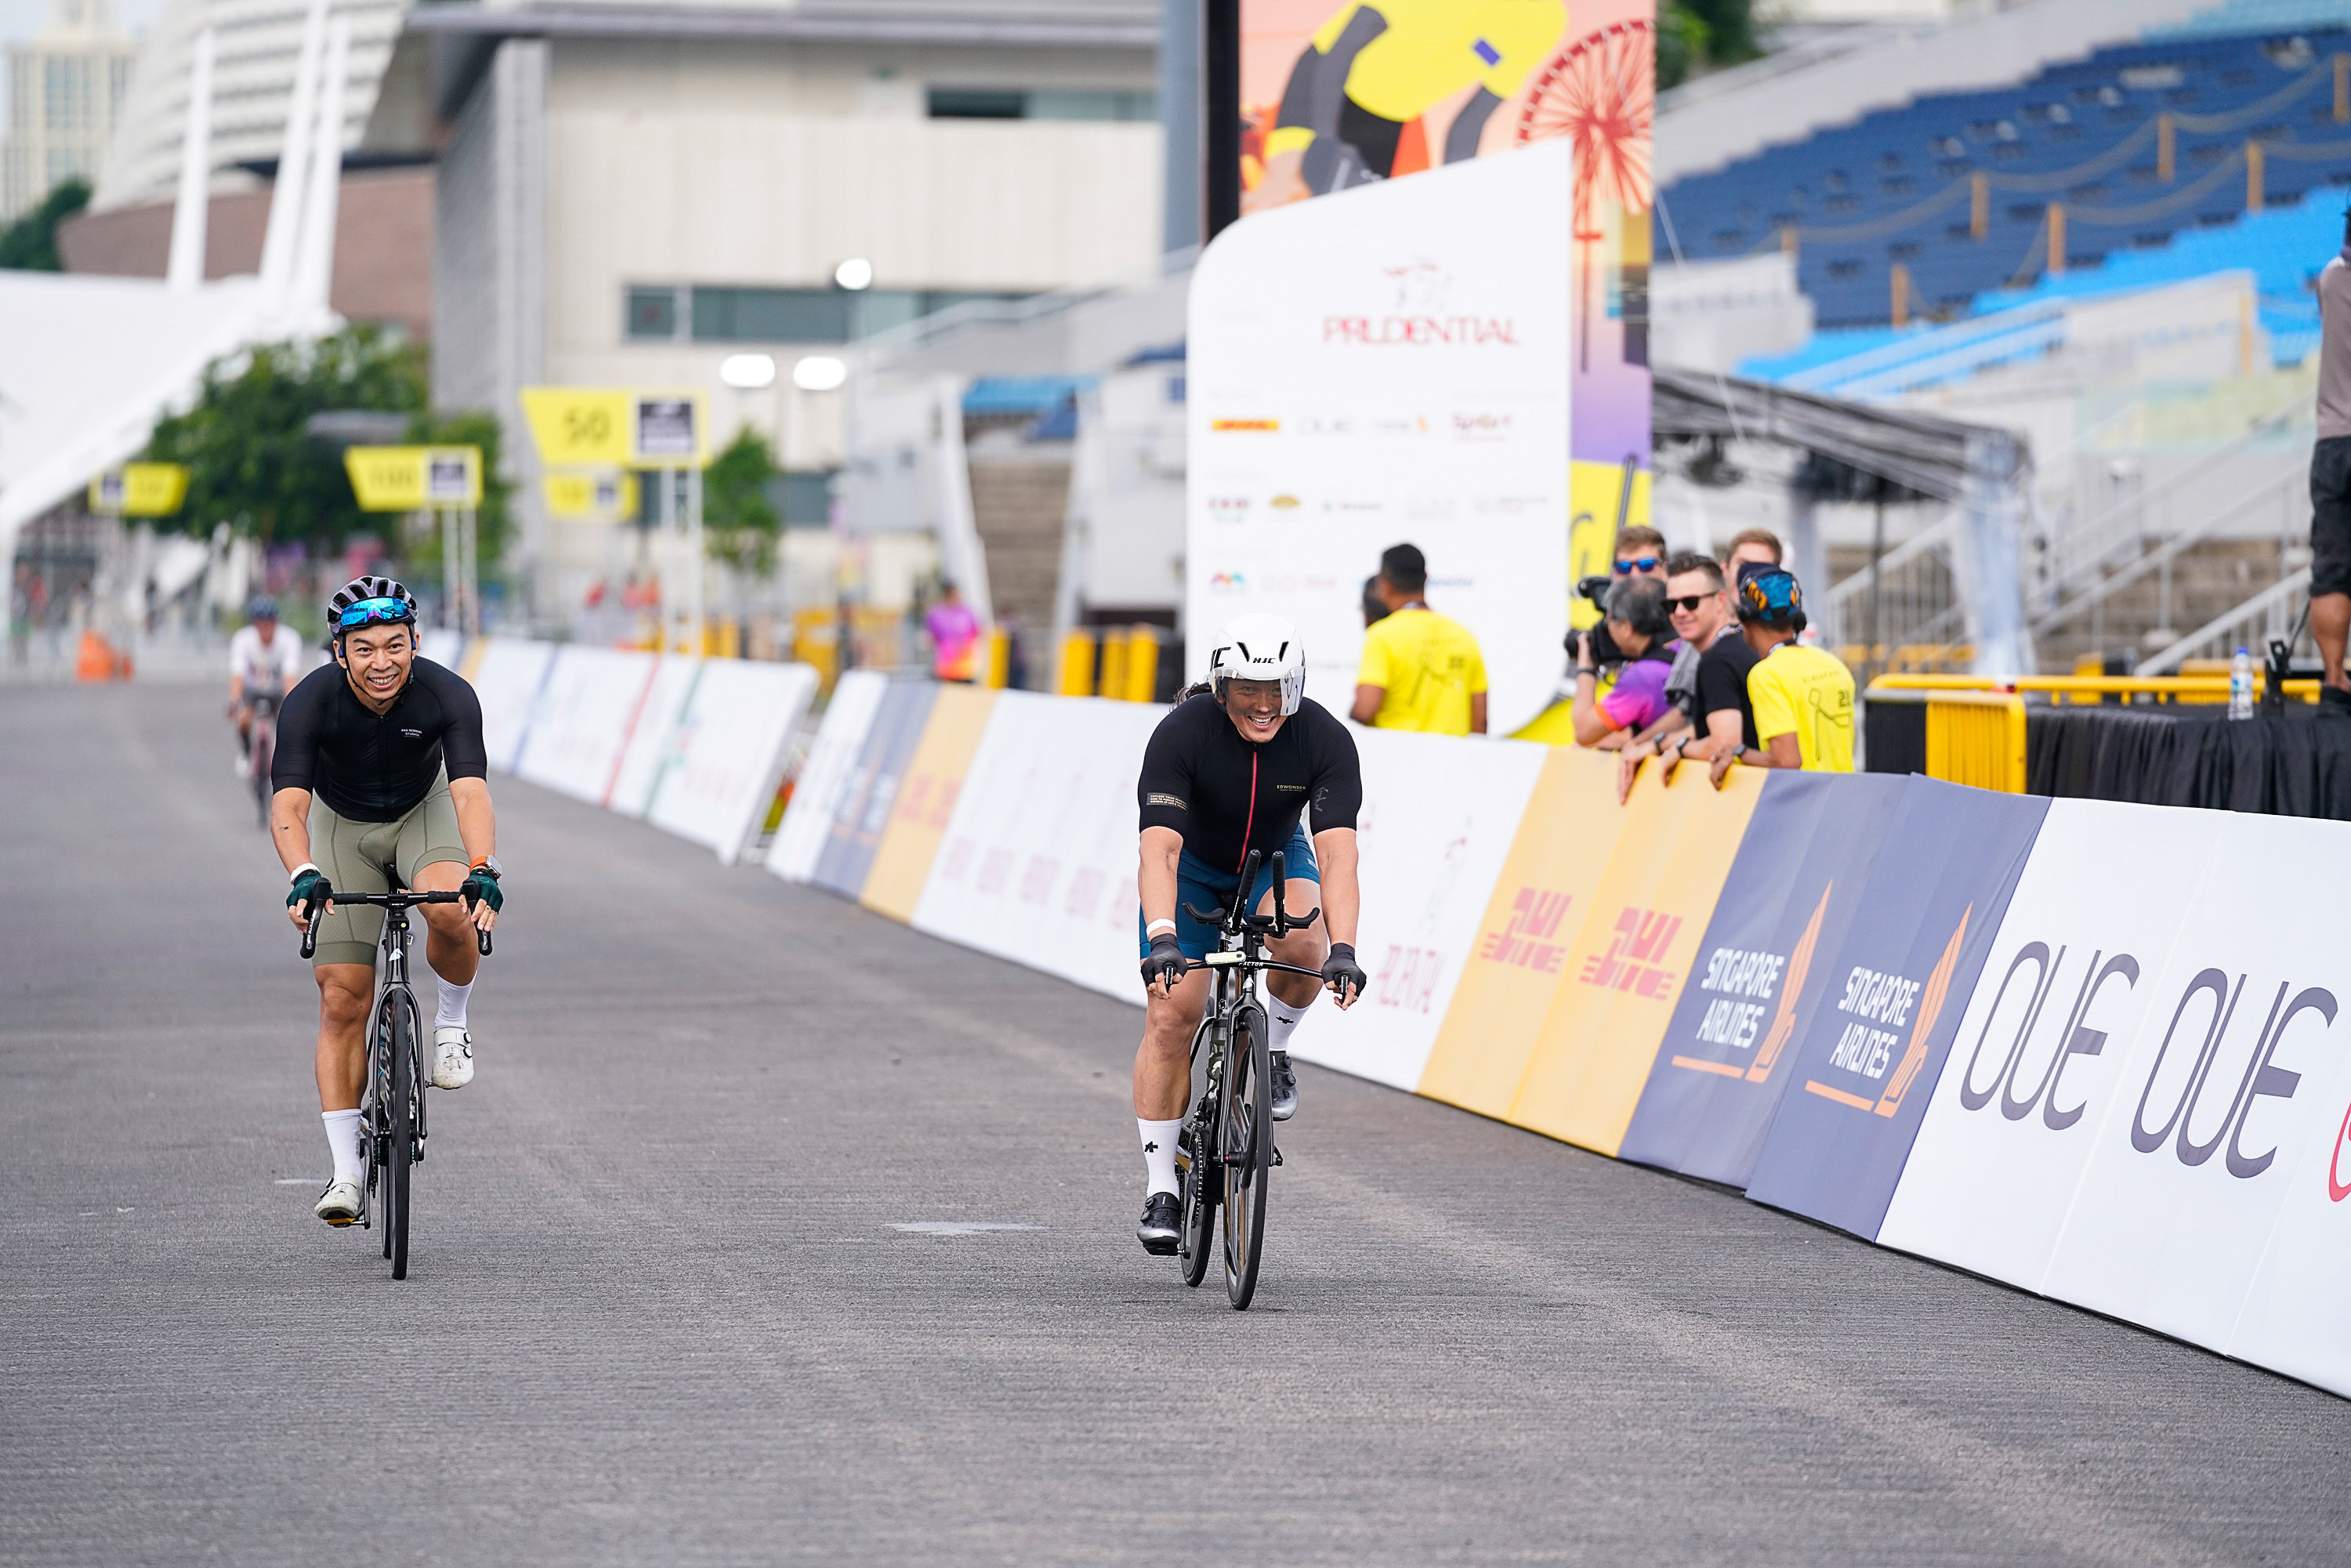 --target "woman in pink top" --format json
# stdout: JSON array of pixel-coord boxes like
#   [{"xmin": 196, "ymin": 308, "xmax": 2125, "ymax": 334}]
[{"xmin": 925, "ymin": 583, "xmax": 982, "ymax": 682}]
